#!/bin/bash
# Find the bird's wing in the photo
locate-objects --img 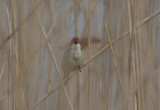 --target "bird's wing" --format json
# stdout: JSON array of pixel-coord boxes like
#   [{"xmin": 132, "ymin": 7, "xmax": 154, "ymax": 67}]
[{"xmin": 80, "ymin": 35, "xmax": 101, "ymax": 49}]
